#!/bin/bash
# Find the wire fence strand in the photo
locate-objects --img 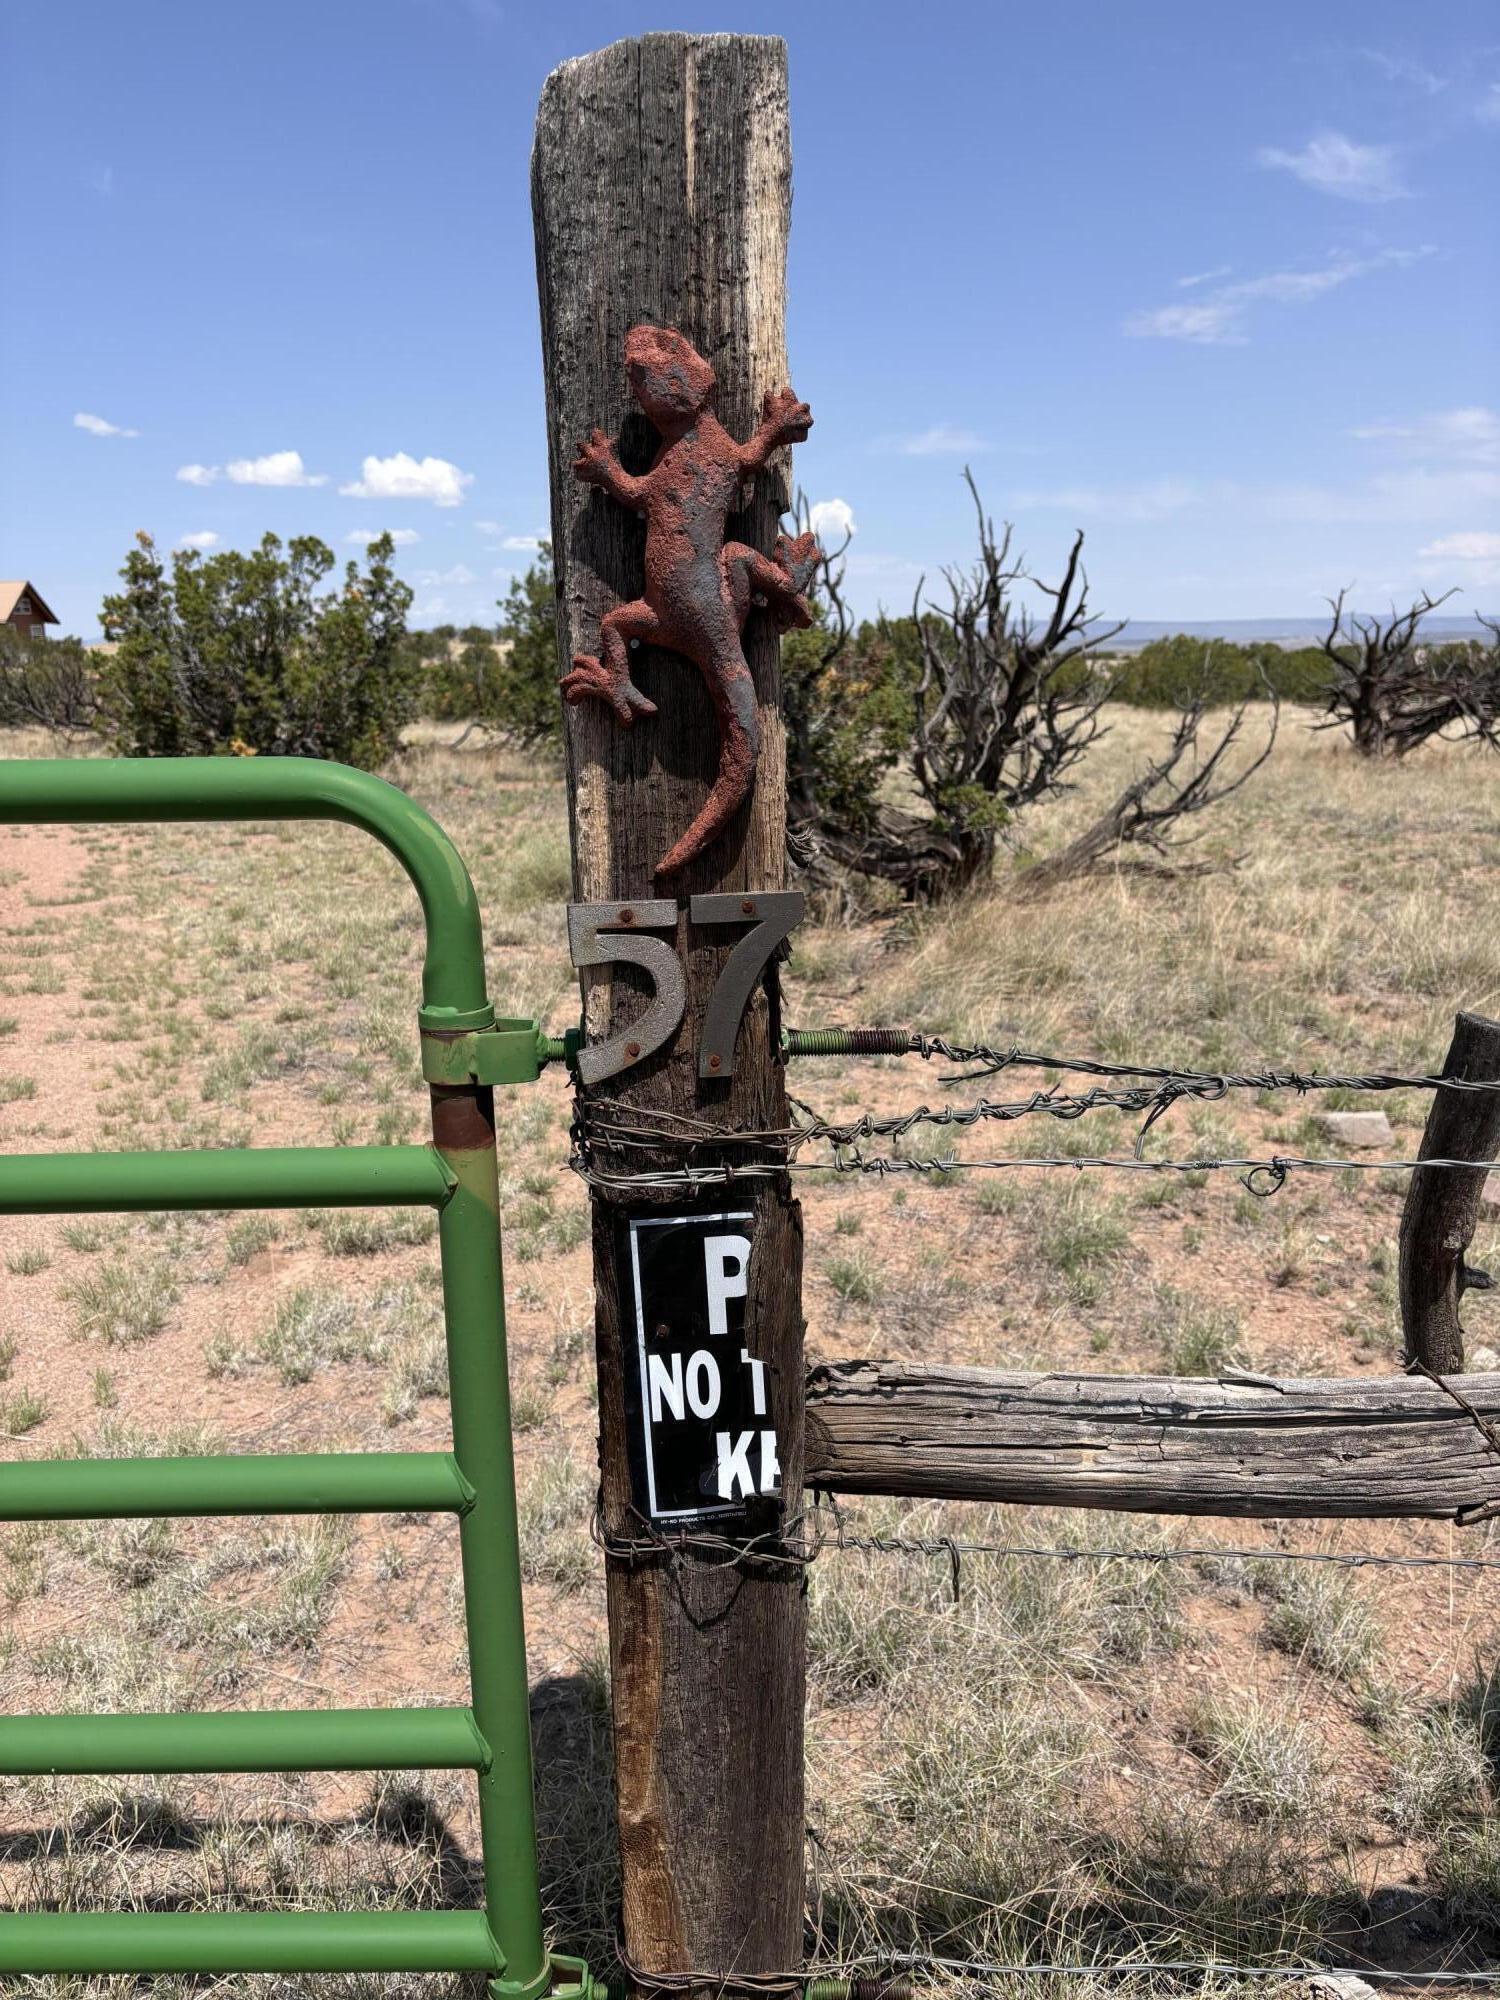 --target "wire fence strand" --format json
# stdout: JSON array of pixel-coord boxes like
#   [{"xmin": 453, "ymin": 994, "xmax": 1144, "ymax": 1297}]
[
  {"xmin": 570, "ymin": 1029, "xmax": 1499, "ymax": 1196},
  {"xmin": 879, "ymin": 1954, "xmax": 1500, "ymax": 1986}
]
